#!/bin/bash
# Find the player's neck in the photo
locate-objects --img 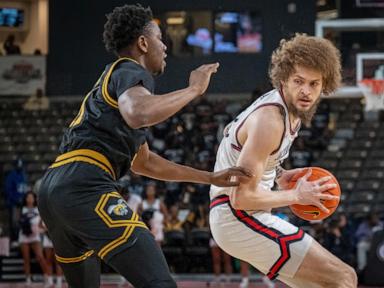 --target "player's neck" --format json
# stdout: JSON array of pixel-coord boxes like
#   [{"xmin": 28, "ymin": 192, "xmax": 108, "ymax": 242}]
[
  {"xmin": 288, "ymin": 111, "xmax": 301, "ymax": 129},
  {"xmin": 118, "ymin": 51, "xmax": 143, "ymax": 67}
]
